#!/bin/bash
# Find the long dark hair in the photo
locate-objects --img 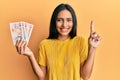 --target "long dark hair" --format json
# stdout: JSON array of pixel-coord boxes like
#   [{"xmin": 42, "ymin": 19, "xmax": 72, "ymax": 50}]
[{"xmin": 48, "ymin": 3, "xmax": 77, "ymax": 39}]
